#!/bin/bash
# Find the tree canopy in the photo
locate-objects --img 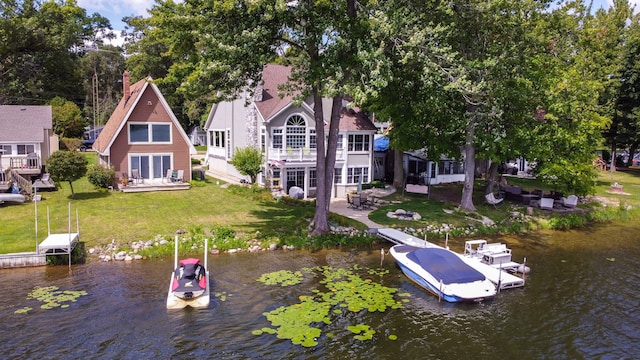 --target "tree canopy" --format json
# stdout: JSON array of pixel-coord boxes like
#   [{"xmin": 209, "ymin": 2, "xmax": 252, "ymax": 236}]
[
  {"xmin": 0, "ymin": 0, "xmax": 113, "ymax": 105},
  {"xmin": 231, "ymin": 147, "xmax": 263, "ymax": 184},
  {"xmin": 47, "ymin": 150, "xmax": 88, "ymax": 199}
]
